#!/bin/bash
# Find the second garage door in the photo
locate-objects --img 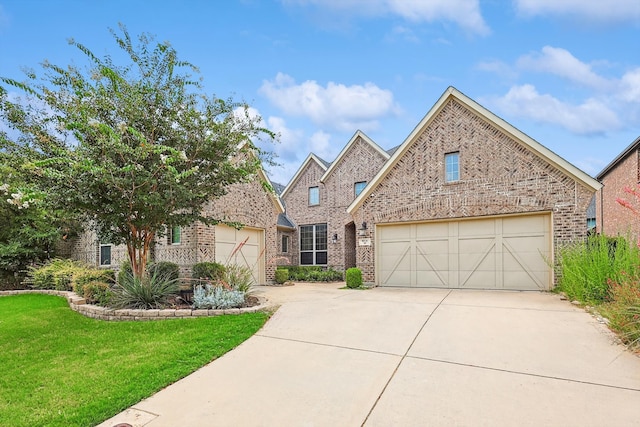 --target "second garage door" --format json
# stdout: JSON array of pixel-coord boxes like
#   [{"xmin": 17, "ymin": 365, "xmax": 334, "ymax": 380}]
[
  {"xmin": 215, "ymin": 225, "xmax": 265, "ymax": 285},
  {"xmin": 377, "ymin": 214, "xmax": 551, "ymax": 290}
]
